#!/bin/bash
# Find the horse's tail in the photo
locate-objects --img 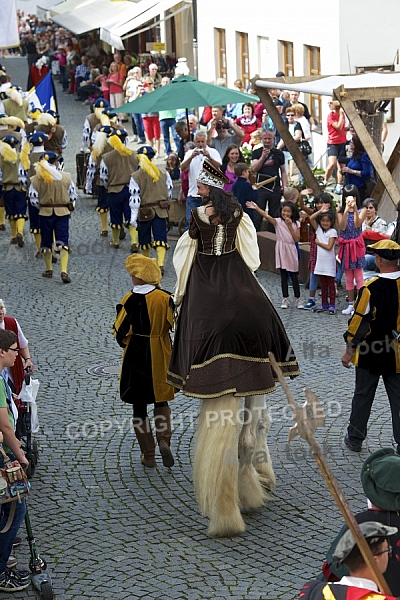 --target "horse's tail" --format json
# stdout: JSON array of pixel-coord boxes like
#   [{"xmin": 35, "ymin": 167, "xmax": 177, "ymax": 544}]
[{"xmin": 193, "ymin": 394, "xmax": 245, "ymax": 537}]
